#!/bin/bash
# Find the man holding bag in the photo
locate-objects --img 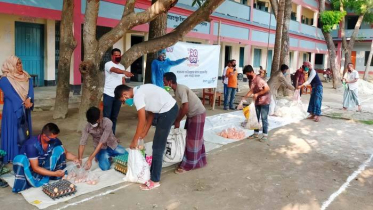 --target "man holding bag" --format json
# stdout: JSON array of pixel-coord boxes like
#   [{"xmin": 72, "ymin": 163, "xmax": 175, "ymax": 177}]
[
  {"xmin": 242, "ymin": 65, "xmax": 270, "ymax": 142},
  {"xmin": 163, "ymin": 72, "xmax": 207, "ymax": 174},
  {"xmin": 114, "ymin": 84, "xmax": 178, "ymax": 190}
]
